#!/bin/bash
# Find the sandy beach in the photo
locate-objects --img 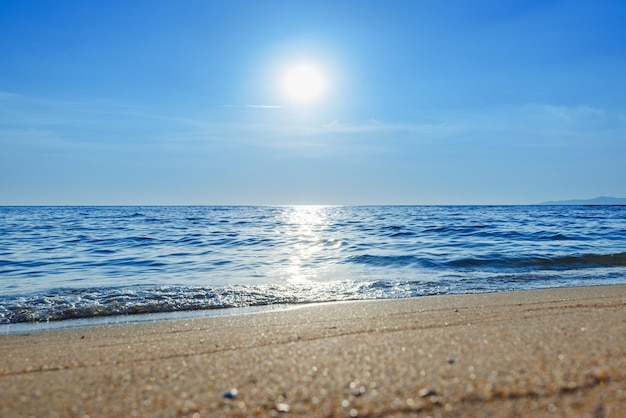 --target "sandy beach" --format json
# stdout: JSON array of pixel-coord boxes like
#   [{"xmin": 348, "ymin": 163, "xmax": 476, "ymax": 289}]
[{"xmin": 1, "ymin": 285, "xmax": 624, "ymax": 417}]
